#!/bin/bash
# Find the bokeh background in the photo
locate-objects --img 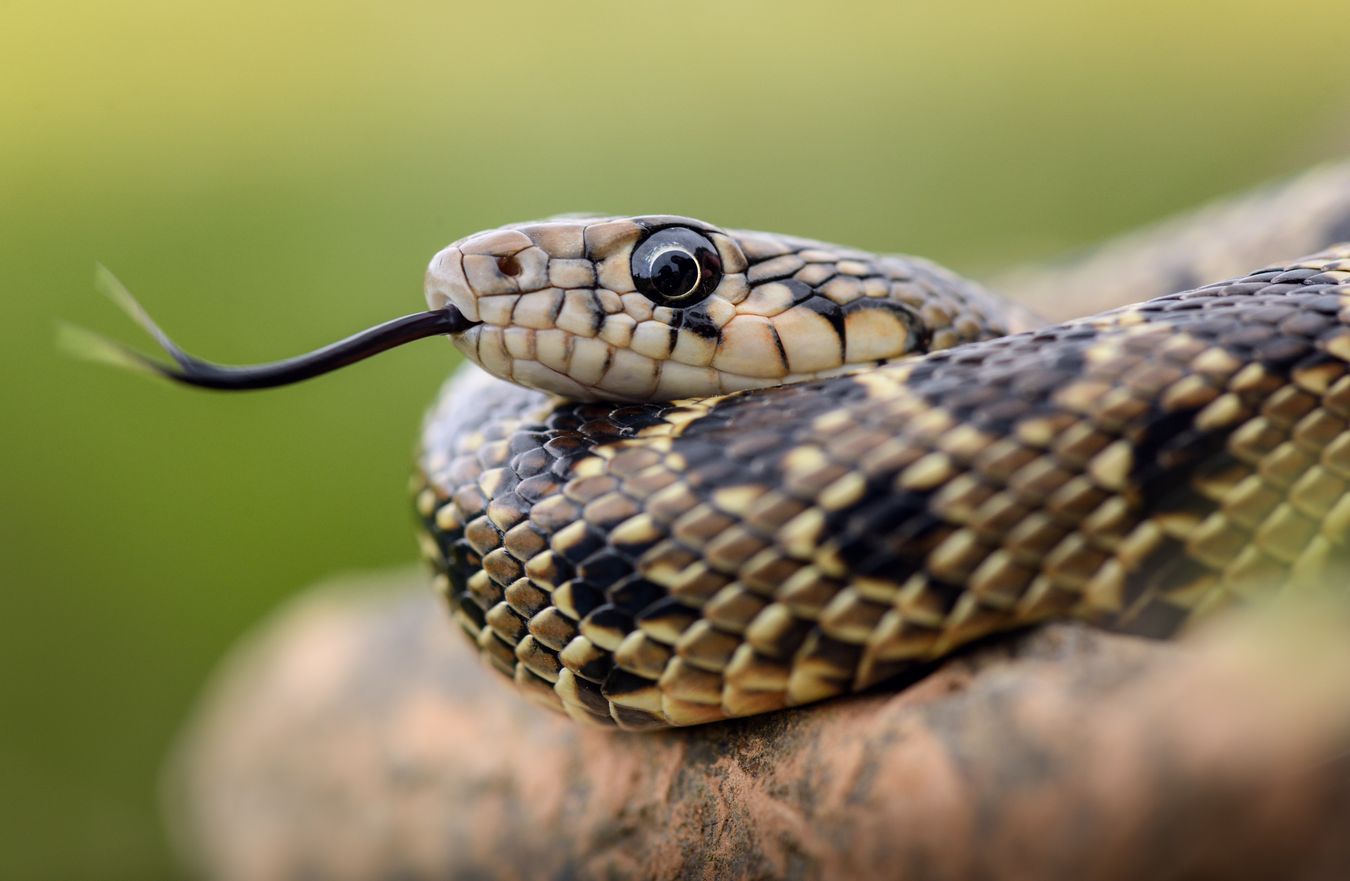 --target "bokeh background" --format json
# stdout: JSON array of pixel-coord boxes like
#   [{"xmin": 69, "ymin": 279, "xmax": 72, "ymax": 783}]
[{"xmin": 4, "ymin": 1, "xmax": 1350, "ymax": 878}]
